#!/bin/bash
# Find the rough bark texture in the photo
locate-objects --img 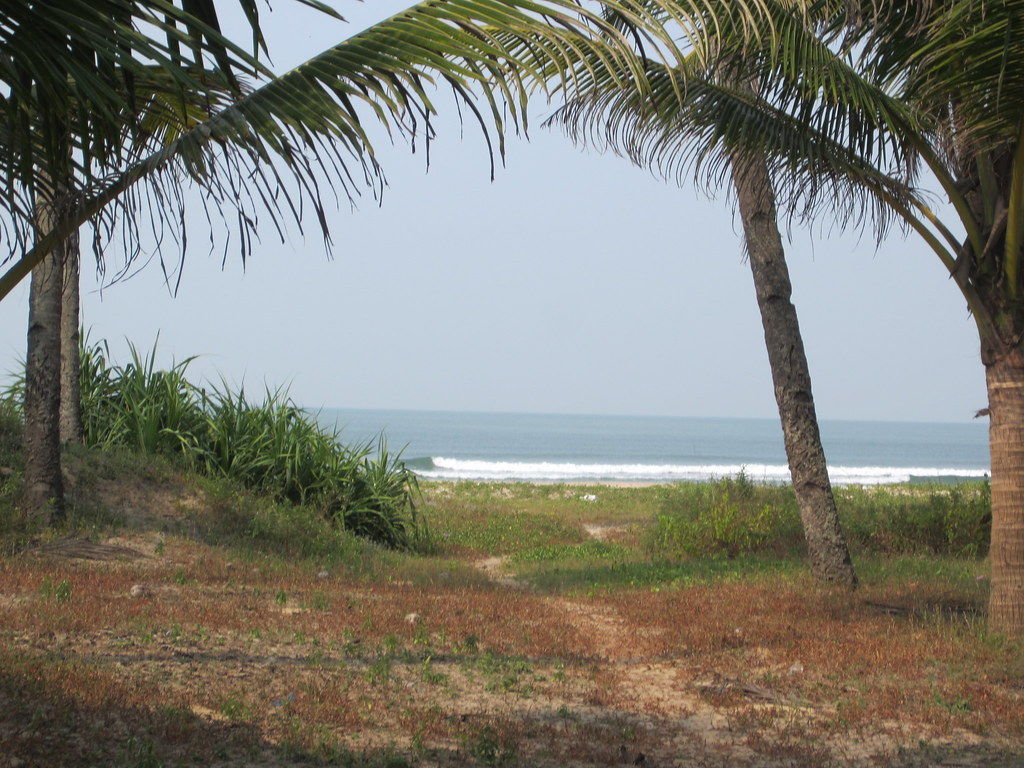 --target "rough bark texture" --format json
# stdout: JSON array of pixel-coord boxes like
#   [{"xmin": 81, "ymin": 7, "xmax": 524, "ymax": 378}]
[
  {"xmin": 23, "ymin": 248, "xmax": 65, "ymax": 524},
  {"xmin": 59, "ymin": 232, "xmax": 83, "ymax": 445},
  {"xmin": 985, "ymin": 347, "xmax": 1024, "ymax": 635},
  {"xmin": 732, "ymin": 154, "xmax": 857, "ymax": 587}
]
